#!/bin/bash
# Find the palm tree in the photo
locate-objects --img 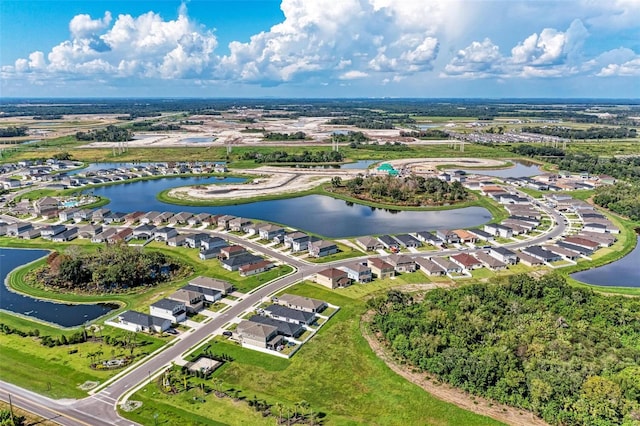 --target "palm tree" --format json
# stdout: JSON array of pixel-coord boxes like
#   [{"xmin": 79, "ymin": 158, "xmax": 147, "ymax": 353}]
[{"xmin": 299, "ymin": 400, "xmax": 310, "ymax": 421}]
